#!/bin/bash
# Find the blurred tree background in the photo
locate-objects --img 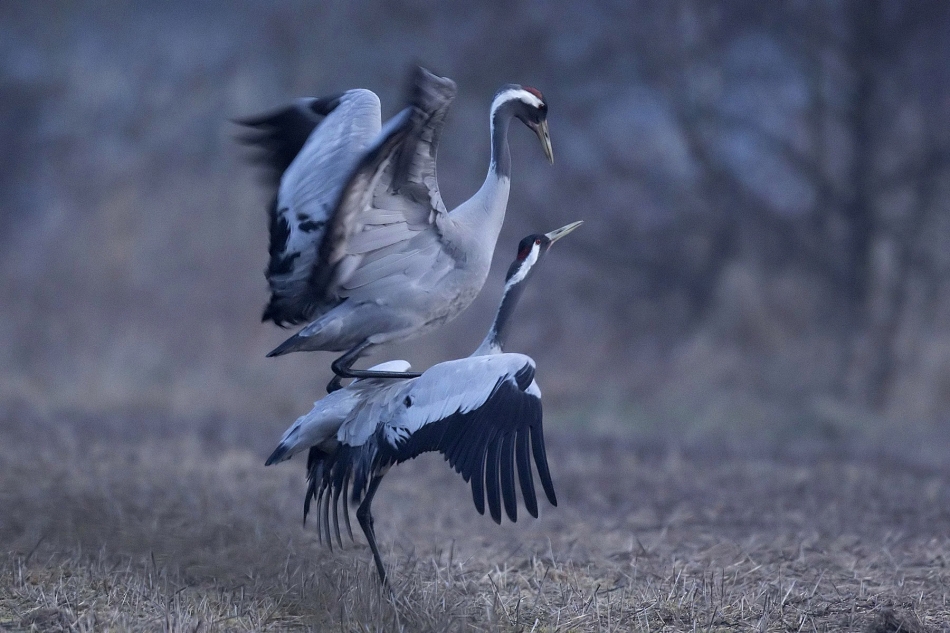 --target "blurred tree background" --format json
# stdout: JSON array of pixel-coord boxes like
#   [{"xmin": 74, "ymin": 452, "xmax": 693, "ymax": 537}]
[{"xmin": 3, "ymin": 0, "xmax": 950, "ymax": 451}]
